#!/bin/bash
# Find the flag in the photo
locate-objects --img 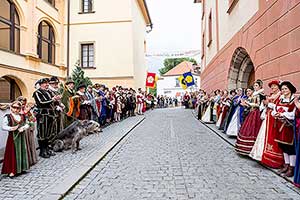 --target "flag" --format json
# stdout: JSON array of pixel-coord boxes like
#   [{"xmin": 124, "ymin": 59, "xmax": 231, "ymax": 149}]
[
  {"xmin": 183, "ymin": 72, "xmax": 195, "ymax": 87},
  {"xmin": 178, "ymin": 75, "xmax": 187, "ymax": 90},
  {"xmin": 146, "ymin": 72, "xmax": 156, "ymax": 88}
]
